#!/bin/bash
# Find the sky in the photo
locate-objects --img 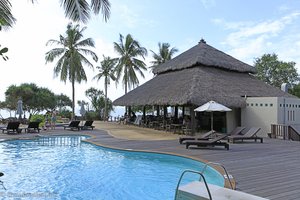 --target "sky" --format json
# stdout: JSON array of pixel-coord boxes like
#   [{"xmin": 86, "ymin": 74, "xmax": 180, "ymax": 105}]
[{"xmin": 1, "ymin": 0, "xmax": 300, "ymax": 117}]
